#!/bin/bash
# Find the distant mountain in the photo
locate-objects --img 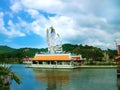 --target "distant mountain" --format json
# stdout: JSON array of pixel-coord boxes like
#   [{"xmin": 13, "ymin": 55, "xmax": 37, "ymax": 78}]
[
  {"xmin": 0, "ymin": 45, "xmax": 16, "ymax": 54},
  {"xmin": 0, "ymin": 44, "xmax": 117, "ymax": 61},
  {"xmin": 13, "ymin": 47, "xmax": 47, "ymax": 57}
]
